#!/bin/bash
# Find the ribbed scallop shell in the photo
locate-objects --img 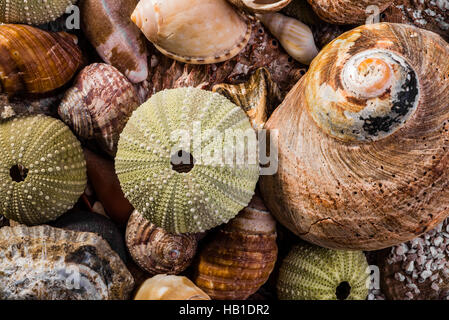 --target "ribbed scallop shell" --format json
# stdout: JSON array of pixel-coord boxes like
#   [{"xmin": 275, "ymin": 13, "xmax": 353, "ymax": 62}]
[
  {"xmin": 131, "ymin": 0, "xmax": 252, "ymax": 64},
  {"xmin": 277, "ymin": 242, "xmax": 369, "ymax": 300},
  {"xmin": 0, "ymin": 0, "xmax": 76, "ymax": 25},
  {"xmin": 193, "ymin": 195, "xmax": 278, "ymax": 300},
  {"xmin": 115, "ymin": 87, "xmax": 259, "ymax": 234},
  {"xmin": 227, "ymin": 0, "xmax": 292, "ymax": 13},
  {"xmin": 126, "ymin": 210, "xmax": 199, "ymax": 274},
  {"xmin": 260, "ymin": 23, "xmax": 449, "ymax": 250},
  {"xmin": 0, "ymin": 225, "xmax": 134, "ymax": 300},
  {"xmin": 58, "ymin": 63, "xmax": 141, "ymax": 156},
  {"xmin": 0, "ymin": 24, "xmax": 83, "ymax": 95},
  {"xmin": 0, "ymin": 115, "xmax": 87, "ymax": 225}
]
